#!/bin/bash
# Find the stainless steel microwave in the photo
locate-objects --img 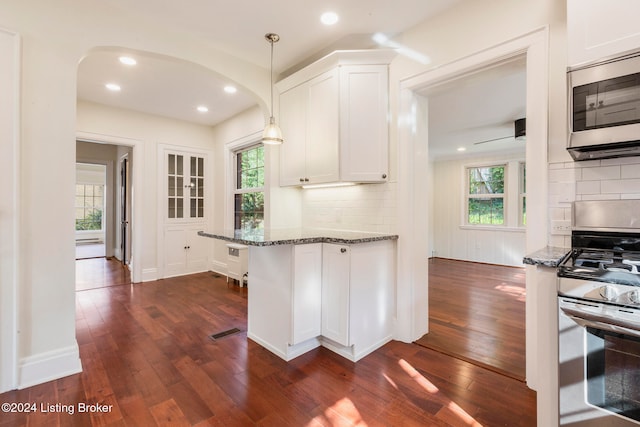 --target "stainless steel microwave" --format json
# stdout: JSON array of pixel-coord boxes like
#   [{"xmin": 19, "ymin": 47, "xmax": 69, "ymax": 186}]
[{"xmin": 568, "ymin": 51, "xmax": 640, "ymax": 161}]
